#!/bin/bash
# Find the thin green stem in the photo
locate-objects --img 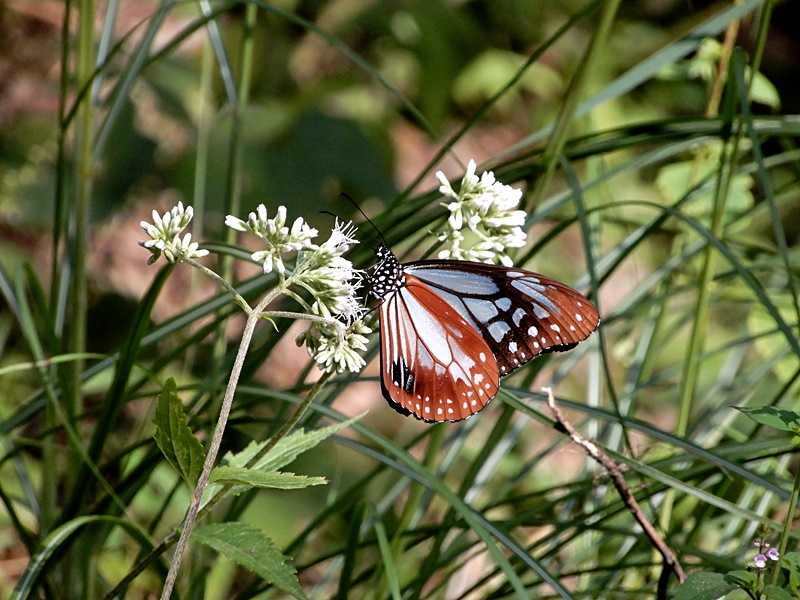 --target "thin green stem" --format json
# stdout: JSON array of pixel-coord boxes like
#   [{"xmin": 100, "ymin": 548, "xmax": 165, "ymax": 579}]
[
  {"xmin": 211, "ymin": 2, "xmax": 259, "ymax": 398},
  {"xmin": 40, "ymin": 0, "xmax": 72, "ymax": 531},
  {"xmin": 526, "ymin": 0, "xmax": 621, "ymax": 213},
  {"xmin": 260, "ymin": 310, "xmax": 339, "ymax": 326},
  {"xmin": 771, "ymin": 462, "xmax": 800, "ymax": 584},
  {"xmin": 66, "ymin": 0, "xmax": 95, "ymax": 426},
  {"xmin": 50, "ymin": 0, "xmax": 72, "ymax": 310},
  {"xmin": 185, "ymin": 37, "xmax": 215, "ymax": 371},
  {"xmin": 187, "ymin": 258, "xmax": 252, "ymax": 313}
]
